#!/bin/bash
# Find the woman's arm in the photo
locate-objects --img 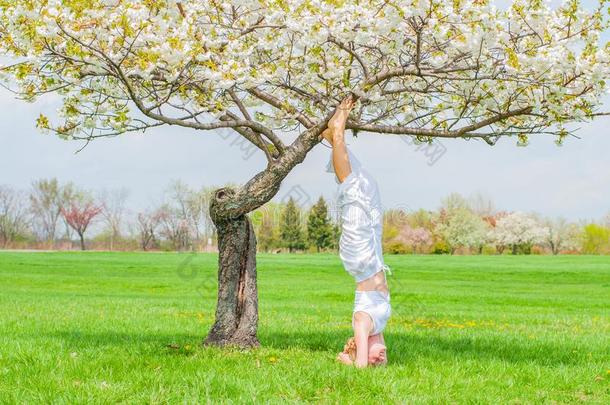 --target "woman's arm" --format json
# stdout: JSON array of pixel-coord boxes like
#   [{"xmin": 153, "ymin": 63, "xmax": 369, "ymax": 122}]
[
  {"xmin": 322, "ymin": 97, "xmax": 355, "ymax": 183},
  {"xmin": 353, "ymin": 311, "xmax": 372, "ymax": 368}
]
